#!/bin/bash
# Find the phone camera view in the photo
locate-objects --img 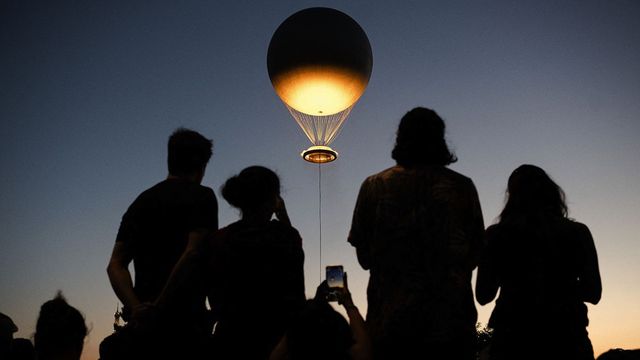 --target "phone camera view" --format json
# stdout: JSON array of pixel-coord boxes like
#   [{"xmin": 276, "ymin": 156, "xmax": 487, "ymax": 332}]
[{"xmin": 326, "ymin": 265, "xmax": 344, "ymax": 302}]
